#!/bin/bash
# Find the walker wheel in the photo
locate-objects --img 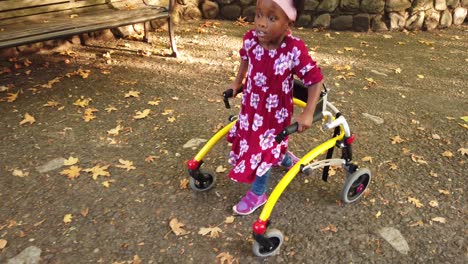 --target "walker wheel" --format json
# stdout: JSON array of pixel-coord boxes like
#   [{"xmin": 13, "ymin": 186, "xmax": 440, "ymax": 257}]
[
  {"xmin": 252, "ymin": 229, "xmax": 284, "ymax": 257},
  {"xmin": 189, "ymin": 170, "xmax": 216, "ymax": 192},
  {"xmin": 341, "ymin": 168, "xmax": 371, "ymax": 203}
]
